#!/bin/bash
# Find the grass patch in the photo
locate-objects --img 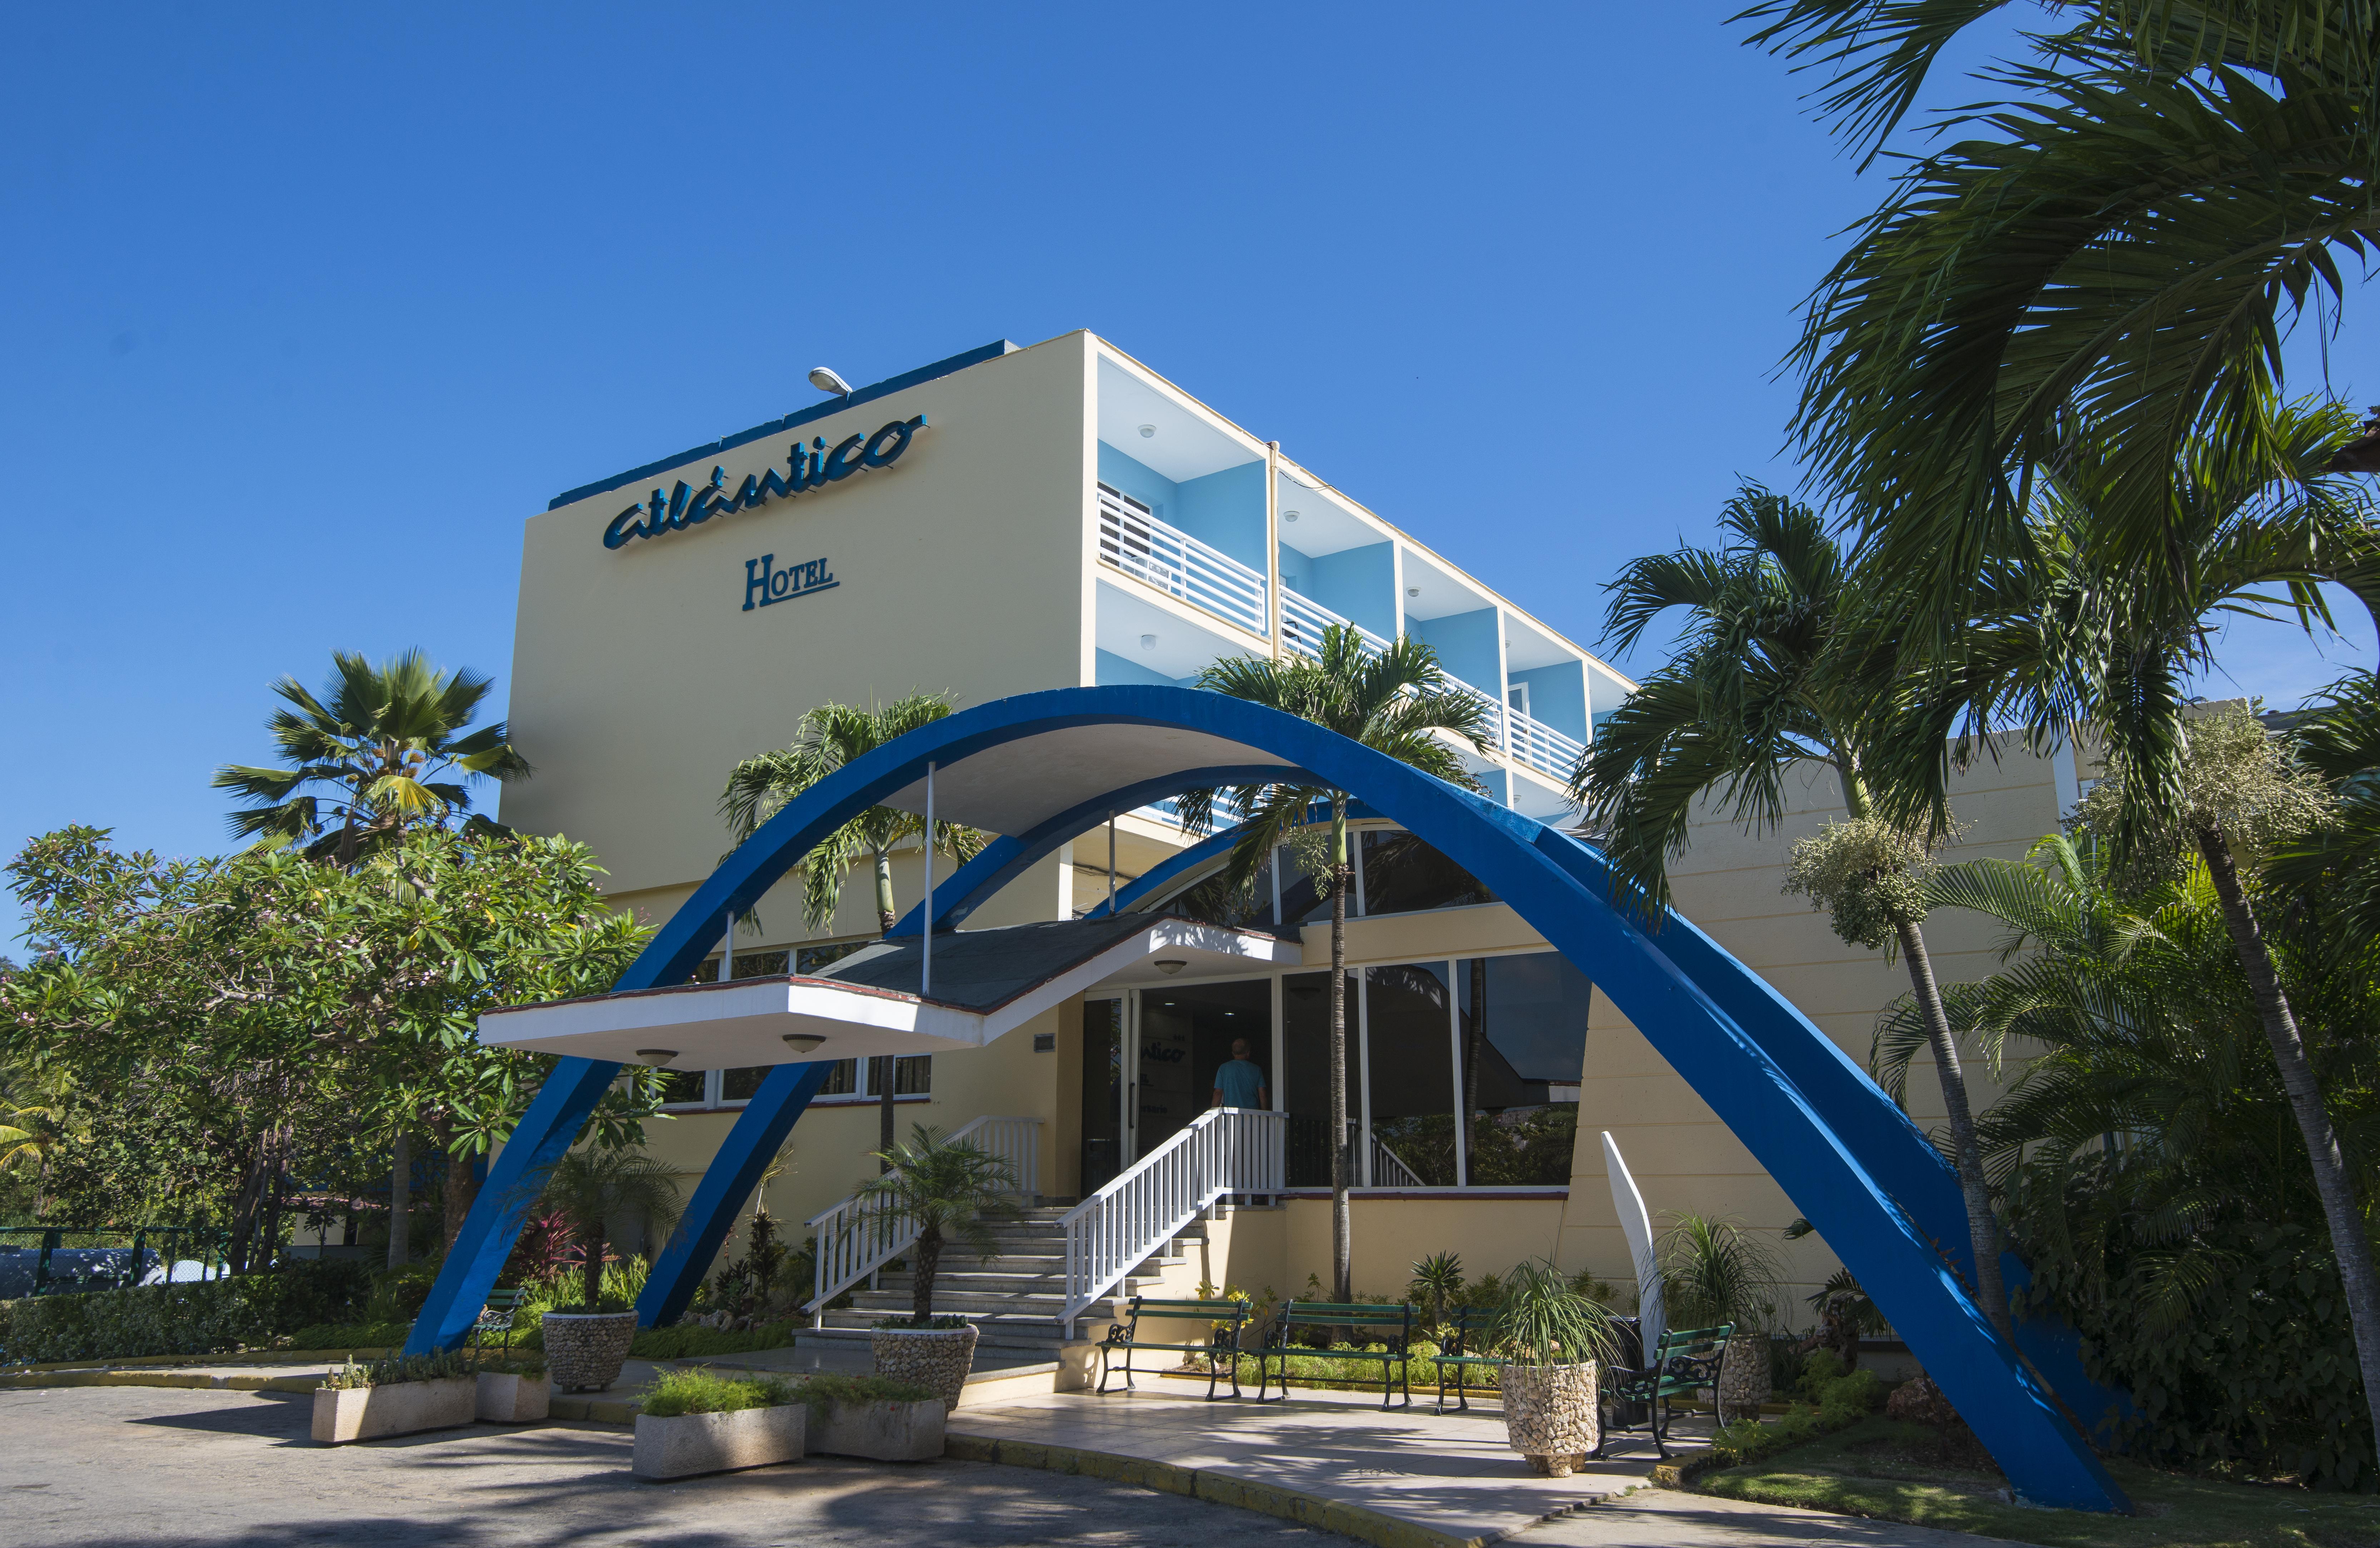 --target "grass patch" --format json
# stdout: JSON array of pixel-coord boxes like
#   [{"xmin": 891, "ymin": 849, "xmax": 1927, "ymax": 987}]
[{"xmin": 1698, "ymin": 1416, "xmax": 2380, "ymax": 1548}]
